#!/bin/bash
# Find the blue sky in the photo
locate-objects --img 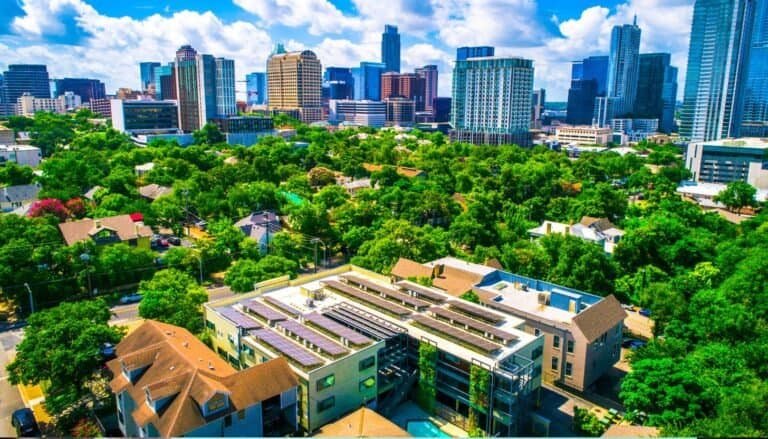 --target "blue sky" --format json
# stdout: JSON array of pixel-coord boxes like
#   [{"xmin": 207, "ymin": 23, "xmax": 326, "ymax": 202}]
[{"xmin": 0, "ymin": 0, "xmax": 695, "ymax": 100}]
